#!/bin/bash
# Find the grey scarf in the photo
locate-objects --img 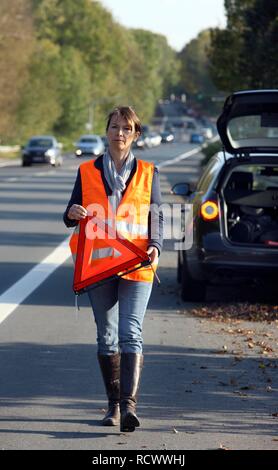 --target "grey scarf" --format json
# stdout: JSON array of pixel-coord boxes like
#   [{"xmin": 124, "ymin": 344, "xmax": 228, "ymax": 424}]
[{"xmin": 103, "ymin": 150, "xmax": 135, "ymax": 212}]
